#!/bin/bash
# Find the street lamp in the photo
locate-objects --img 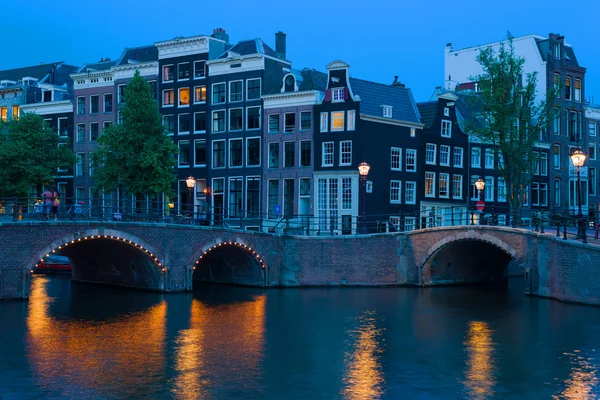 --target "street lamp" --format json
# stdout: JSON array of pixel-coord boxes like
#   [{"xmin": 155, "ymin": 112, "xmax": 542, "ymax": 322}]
[
  {"xmin": 203, "ymin": 186, "xmax": 212, "ymax": 225},
  {"xmin": 185, "ymin": 176, "xmax": 195, "ymax": 218},
  {"xmin": 570, "ymin": 147, "xmax": 587, "ymax": 243},
  {"xmin": 358, "ymin": 162, "xmax": 370, "ymax": 233},
  {"xmin": 474, "ymin": 177, "xmax": 485, "ymax": 225}
]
